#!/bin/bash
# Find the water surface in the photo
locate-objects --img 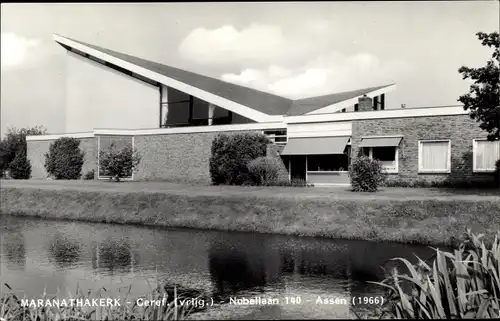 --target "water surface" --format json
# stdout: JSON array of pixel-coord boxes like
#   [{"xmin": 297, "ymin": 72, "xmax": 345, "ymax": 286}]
[{"xmin": 0, "ymin": 216, "xmax": 442, "ymax": 319}]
